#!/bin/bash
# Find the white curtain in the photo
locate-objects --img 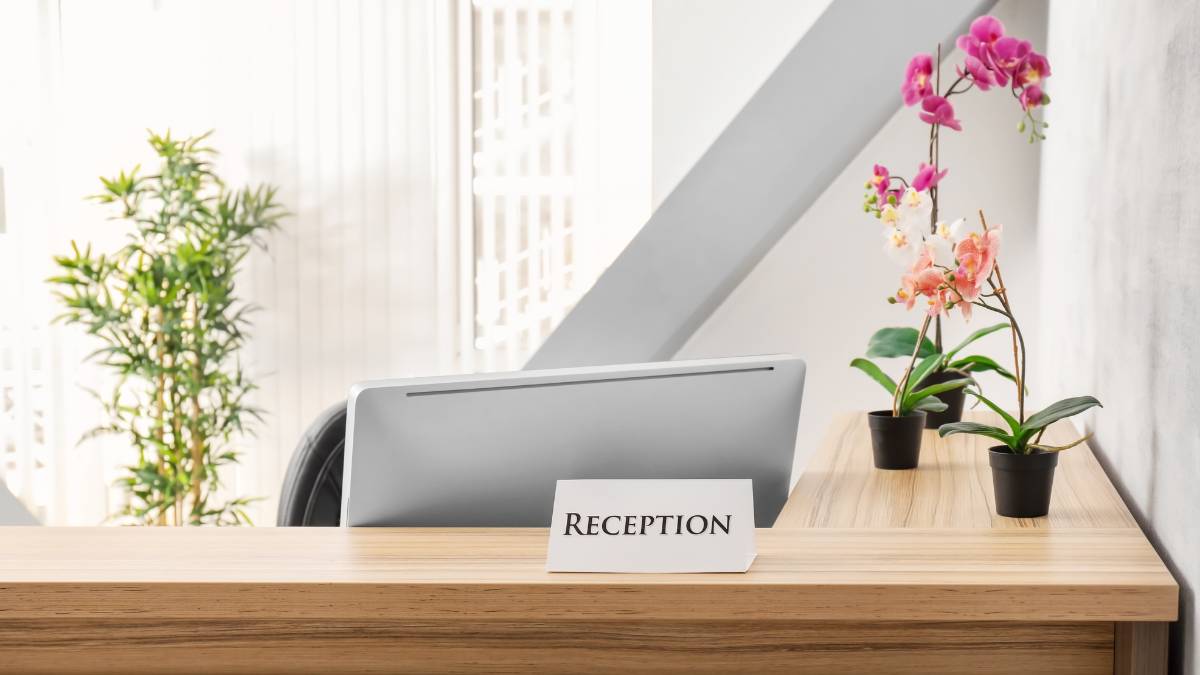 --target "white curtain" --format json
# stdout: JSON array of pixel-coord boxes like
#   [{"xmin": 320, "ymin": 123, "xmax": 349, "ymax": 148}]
[{"xmin": 0, "ymin": 0, "xmax": 457, "ymax": 524}]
